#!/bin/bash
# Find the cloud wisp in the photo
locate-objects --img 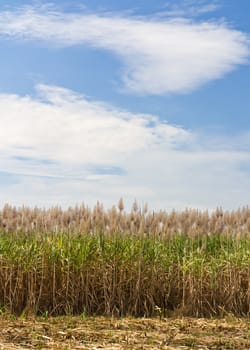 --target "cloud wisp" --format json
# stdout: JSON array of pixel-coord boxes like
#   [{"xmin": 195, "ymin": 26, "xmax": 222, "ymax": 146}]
[
  {"xmin": 161, "ymin": 0, "xmax": 220, "ymax": 18},
  {"xmin": 0, "ymin": 5, "xmax": 249, "ymax": 95},
  {"xmin": 0, "ymin": 84, "xmax": 250, "ymax": 210}
]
